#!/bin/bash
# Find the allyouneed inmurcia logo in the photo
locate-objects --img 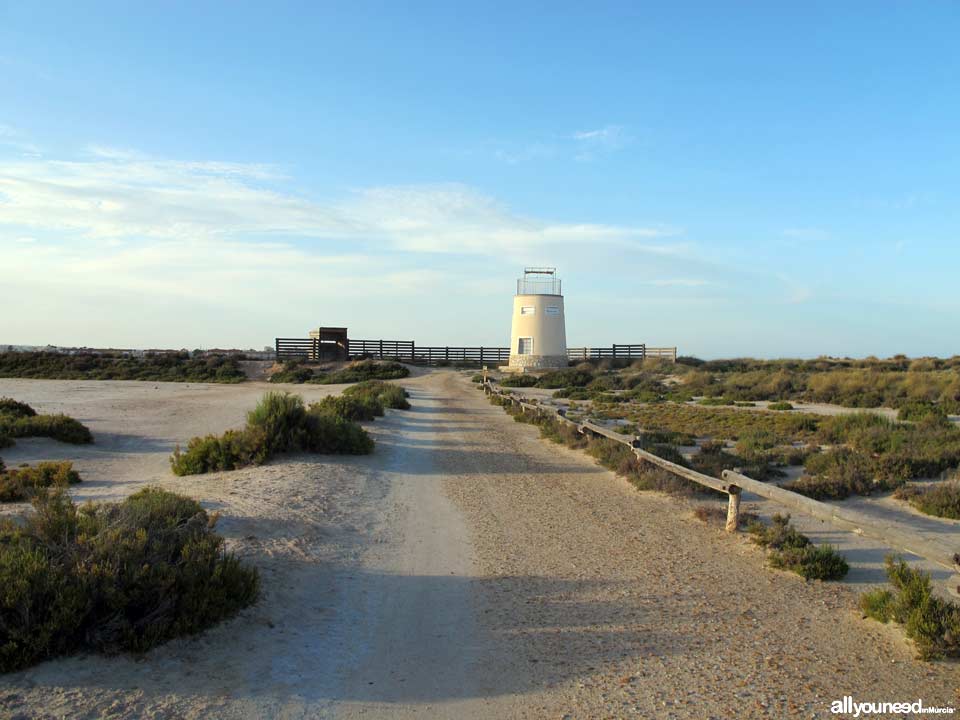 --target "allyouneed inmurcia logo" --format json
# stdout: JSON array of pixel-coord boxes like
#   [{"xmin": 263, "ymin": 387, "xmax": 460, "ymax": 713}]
[{"xmin": 831, "ymin": 696, "xmax": 955, "ymax": 716}]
